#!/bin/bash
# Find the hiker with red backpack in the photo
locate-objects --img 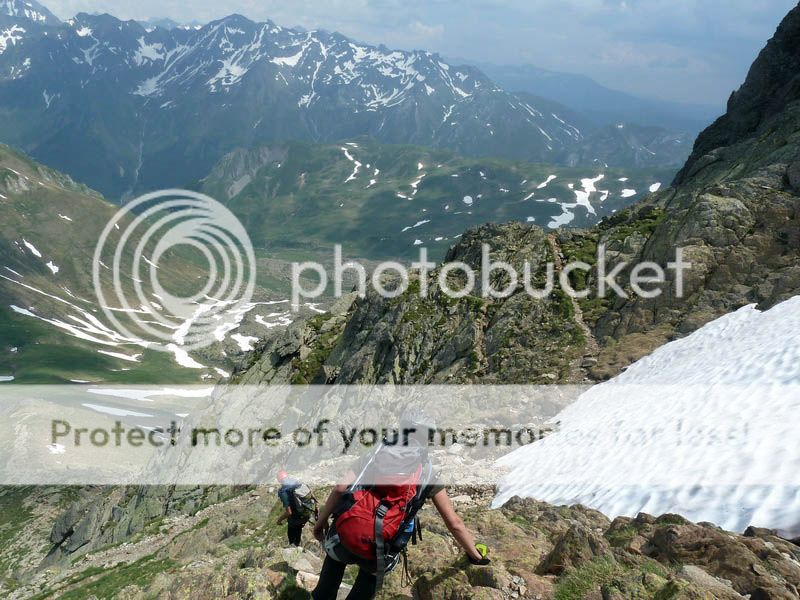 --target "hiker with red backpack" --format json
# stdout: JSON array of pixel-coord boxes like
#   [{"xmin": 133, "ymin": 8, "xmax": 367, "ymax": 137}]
[{"xmin": 310, "ymin": 410, "xmax": 490, "ymax": 600}]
